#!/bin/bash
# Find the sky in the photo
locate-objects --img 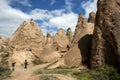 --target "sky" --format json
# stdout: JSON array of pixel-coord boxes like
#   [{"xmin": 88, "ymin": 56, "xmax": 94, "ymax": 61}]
[{"xmin": 0, "ymin": 0, "xmax": 97, "ymax": 37}]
